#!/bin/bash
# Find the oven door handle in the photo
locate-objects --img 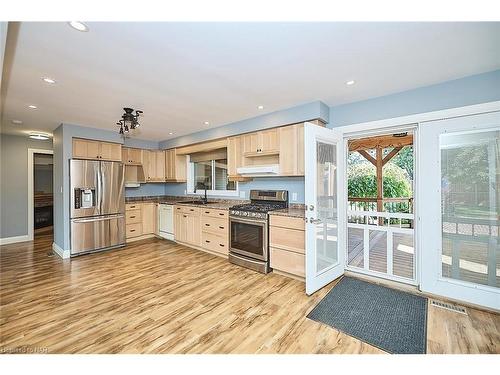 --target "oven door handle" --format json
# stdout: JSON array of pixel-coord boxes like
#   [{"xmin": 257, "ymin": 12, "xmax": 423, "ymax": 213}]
[{"xmin": 229, "ymin": 216, "xmax": 267, "ymax": 225}]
